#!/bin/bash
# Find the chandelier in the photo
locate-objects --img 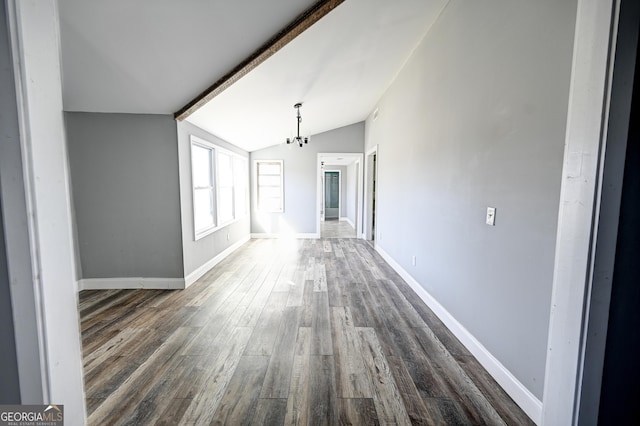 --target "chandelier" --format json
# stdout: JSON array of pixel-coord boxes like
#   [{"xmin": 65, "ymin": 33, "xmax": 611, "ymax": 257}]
[{"xmin": 286, "ymin": 103, "xmax": 309, "ymax": 147}]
